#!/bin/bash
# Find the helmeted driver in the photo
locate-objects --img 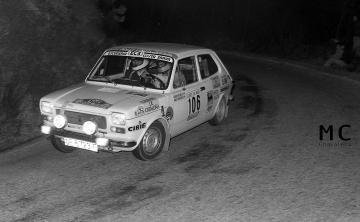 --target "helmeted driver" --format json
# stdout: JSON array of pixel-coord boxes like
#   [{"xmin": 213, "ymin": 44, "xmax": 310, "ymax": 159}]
[
  {"xmin": 128, "ymin": 58, "xmax": 149, "ymax": 80},
  {"xmin": 150, "ymin": 61, "xmax": 171, "ymax": 89}
]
